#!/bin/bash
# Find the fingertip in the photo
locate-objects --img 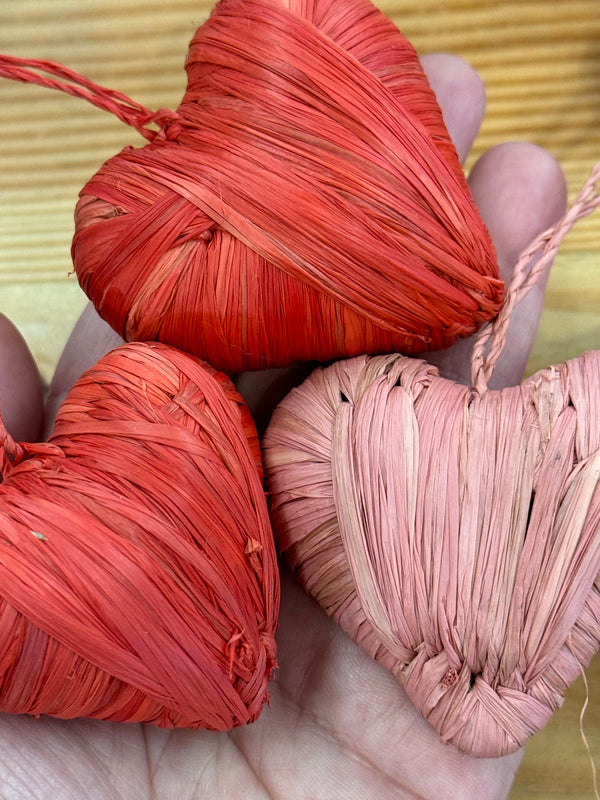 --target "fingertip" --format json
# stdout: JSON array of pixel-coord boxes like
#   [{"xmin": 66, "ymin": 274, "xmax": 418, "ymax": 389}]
[
  {"xmin": 468, "ymin": 142, "xmax": 568, "ymax": 388},
  {"xmin": 0, "ymin": 314, "xmax": 44, "ymax": 443},
  {"xmin": 44, "ymin": 302, "xmax": 124, "ymax": 436},
  {"xmin": 235, "ymin": 362, "xmax": 316, "ymax": 435},
  {"xmin": 421, "ymin": 53, "xmax": 486, "ymax": 163},
  {"xmin": 423, "ymin": 142, "xmax": 567, "ymax": 388},
  {"xmin": 468, "ymin": 141, "xmax": 568, "ymax": 279}
]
